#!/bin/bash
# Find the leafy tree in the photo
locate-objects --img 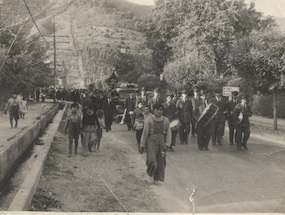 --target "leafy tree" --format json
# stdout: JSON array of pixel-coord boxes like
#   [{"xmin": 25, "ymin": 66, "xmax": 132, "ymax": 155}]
[
  {"xmin": 145, "ymin": 0, "xmax": 274, "ymax": 83},
  {"xmin": 0, "ymin": 28, "xmax": 52, "ymax": 98},
  {"xmin": 231, "ymin": 30, "xmax": 285, "ymax": 130}
]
